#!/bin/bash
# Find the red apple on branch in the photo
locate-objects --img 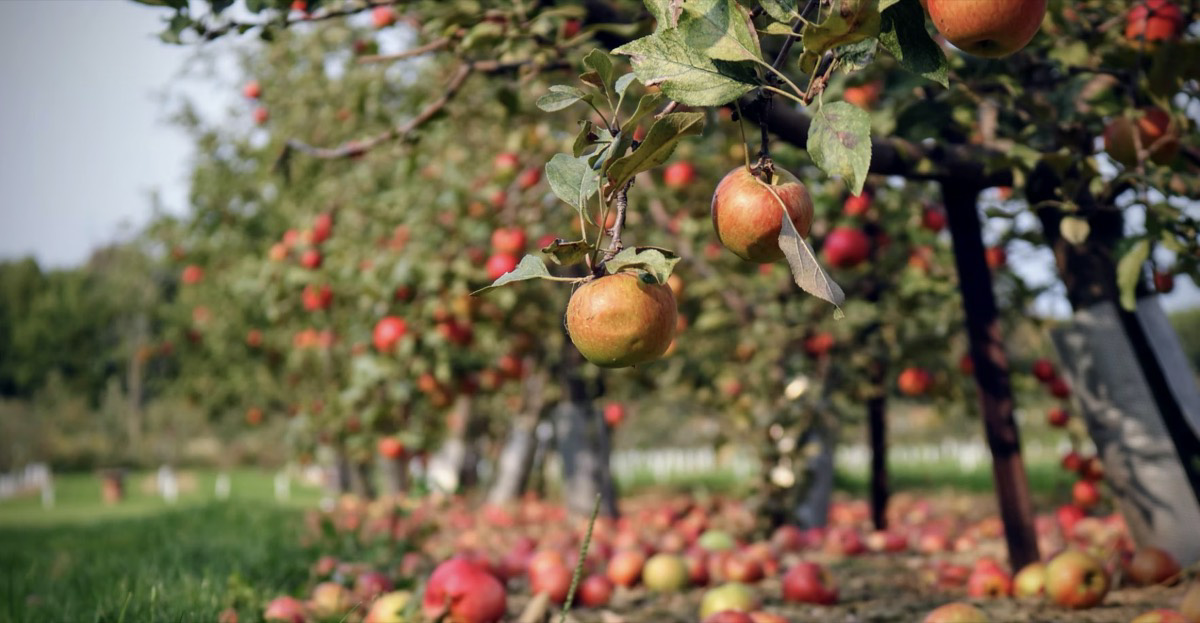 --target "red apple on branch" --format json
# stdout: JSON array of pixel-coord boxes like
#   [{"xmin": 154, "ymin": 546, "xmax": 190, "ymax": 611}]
[{"xmin": 711, "ymin": 166, "xmax": 814, "ymax": 263}]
